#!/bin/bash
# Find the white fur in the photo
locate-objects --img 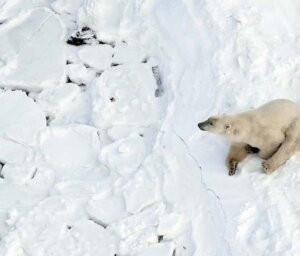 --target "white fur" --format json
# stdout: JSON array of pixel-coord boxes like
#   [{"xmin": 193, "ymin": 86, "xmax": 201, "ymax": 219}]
[{"xmin": 199, "ymin": 99, "xmax": 300, "ymax": 174}]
